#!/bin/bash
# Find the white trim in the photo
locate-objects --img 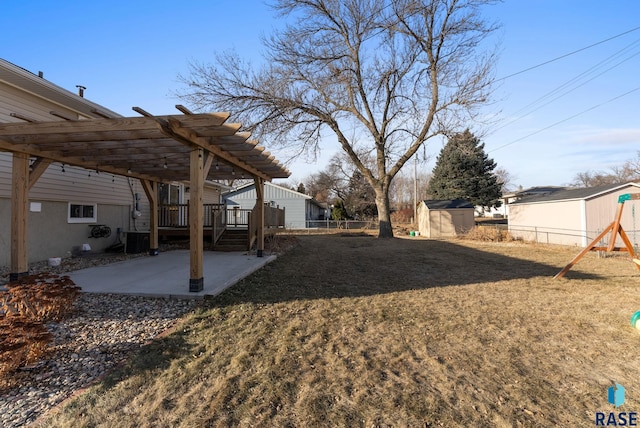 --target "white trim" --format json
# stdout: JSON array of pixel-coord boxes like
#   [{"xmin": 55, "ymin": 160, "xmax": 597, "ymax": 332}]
[
  {"xmin": 580, "ymin": 199, "xmax": 588, "ymax": 247},
  {"xmin": 67, "ymin": 202, "xmax": 97, "ymax": 223},
  {"xmin": 224, "ymin": 181, "xmax": 313, "ymax": 200}
]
